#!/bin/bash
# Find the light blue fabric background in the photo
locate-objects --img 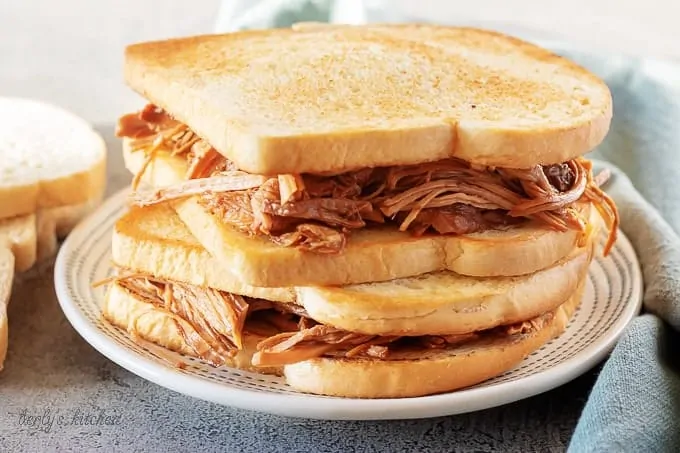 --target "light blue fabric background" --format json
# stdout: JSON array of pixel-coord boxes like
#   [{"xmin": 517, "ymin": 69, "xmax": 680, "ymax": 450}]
[{"xmin": 560, "ymin": 50, "xmax": 680, "ymax": 452}]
